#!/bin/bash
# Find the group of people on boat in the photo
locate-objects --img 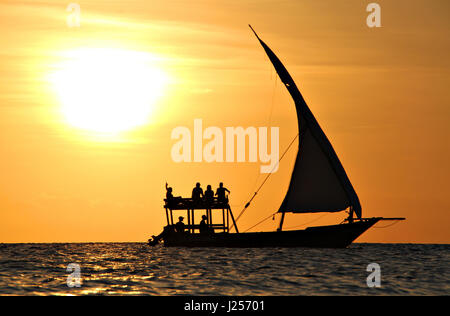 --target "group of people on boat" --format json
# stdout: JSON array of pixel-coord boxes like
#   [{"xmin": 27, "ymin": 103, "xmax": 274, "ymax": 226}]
[
  {"xmin": 191, "ymin": 182, "xmax": 230, "ymax": 204},
  {"xmin": 164, "ymin": 182, "xmax": 230, "ymax": 236},
  {"xmin": 174, "ymin": 214, "xmax": 213, "ymax": 235},
  {"xmin": 165, "ymin": 182, "xmax": 230, "ymax": 207}
]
